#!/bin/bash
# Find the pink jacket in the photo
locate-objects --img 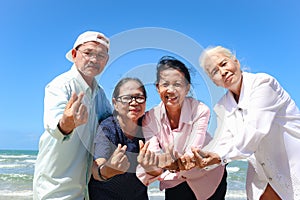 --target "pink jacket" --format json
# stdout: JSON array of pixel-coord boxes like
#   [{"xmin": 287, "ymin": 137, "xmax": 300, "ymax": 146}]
[{"xmin": 137, "ymin": 97, "xmax": 225, "ymax": 199}]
